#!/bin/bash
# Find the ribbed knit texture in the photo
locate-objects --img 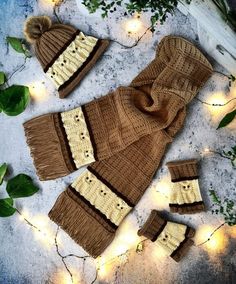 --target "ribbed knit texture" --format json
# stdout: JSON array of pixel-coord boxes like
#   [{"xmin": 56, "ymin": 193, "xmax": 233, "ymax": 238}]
[
  {"xmin": 83, "ymin": 36, "xmax": 213, "ymax": 160},
  {"xmin": 25, "ymin": 36, "xmax": 213, "ymax": 257},
  {"xmin": 137, "ymin": 210, "xmax": 167, "ymax": 241},
  {"xmin": 166, "ymin": 159, "xmax": 198, "ymax": 181}
]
